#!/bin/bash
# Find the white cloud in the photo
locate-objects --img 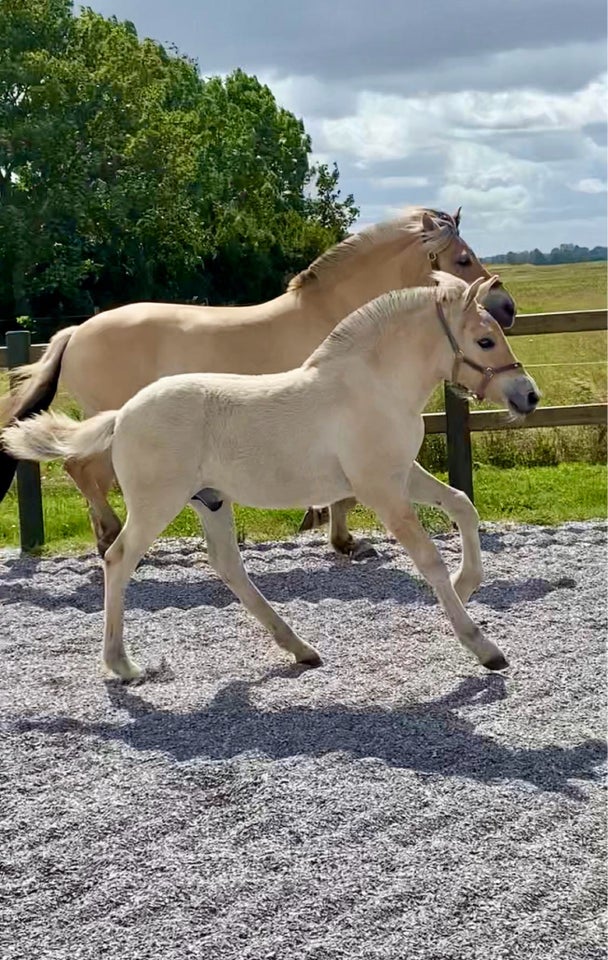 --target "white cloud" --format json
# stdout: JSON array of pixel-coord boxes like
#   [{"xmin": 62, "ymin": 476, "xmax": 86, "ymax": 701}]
[
  {"xmin": 572, "ymin": 177, "xmax": 607, "ymax": 193},
  {"xmin": 369, "ymin": 176, "xmax": 429, "ymax": 190},
  {"xmin": 320, "ymin": 76, "xmax": 608, "ymax": 163}
]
